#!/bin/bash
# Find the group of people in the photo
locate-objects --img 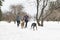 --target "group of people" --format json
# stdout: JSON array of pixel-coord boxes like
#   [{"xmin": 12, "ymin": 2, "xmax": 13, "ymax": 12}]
[{"xmin": 16, "ymin": 14, "xmax": 29, "ymax": 28}]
